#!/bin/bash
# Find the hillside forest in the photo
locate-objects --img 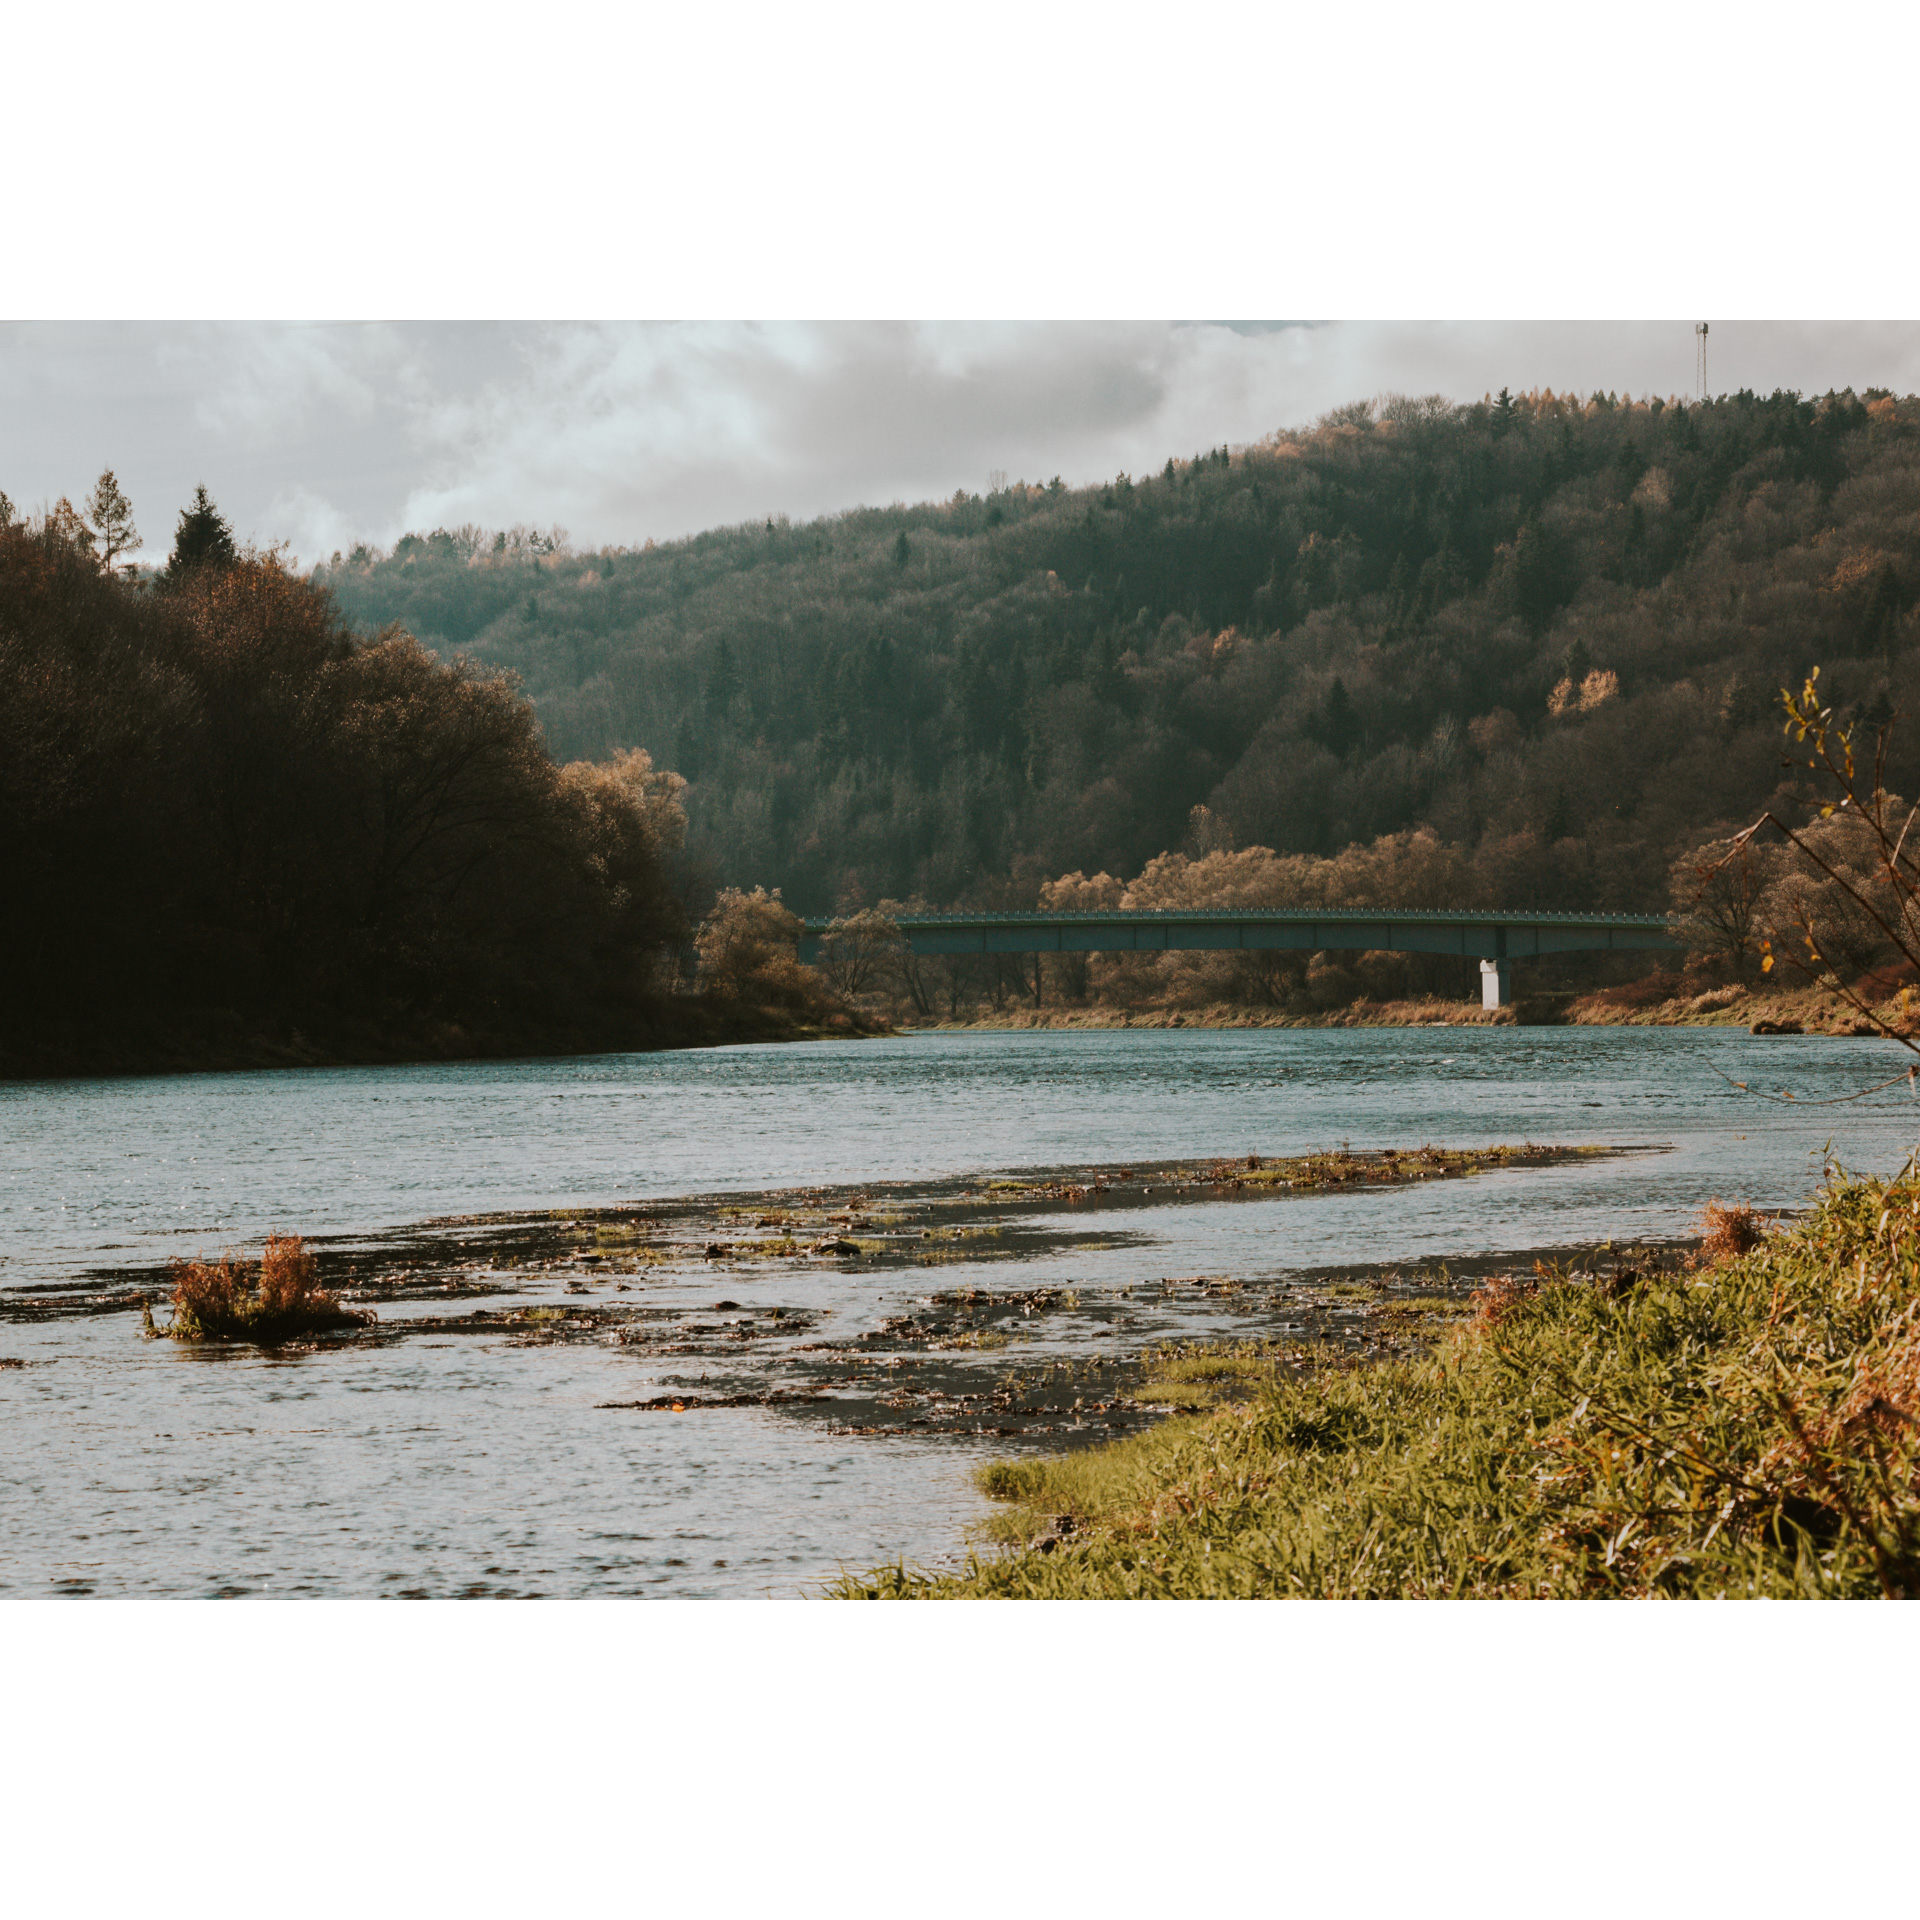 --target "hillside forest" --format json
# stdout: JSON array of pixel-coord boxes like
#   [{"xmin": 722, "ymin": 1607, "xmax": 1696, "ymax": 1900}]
[{"xmin": 321, "ymin": 386, "xmax": 1920, "ymax": 937}]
